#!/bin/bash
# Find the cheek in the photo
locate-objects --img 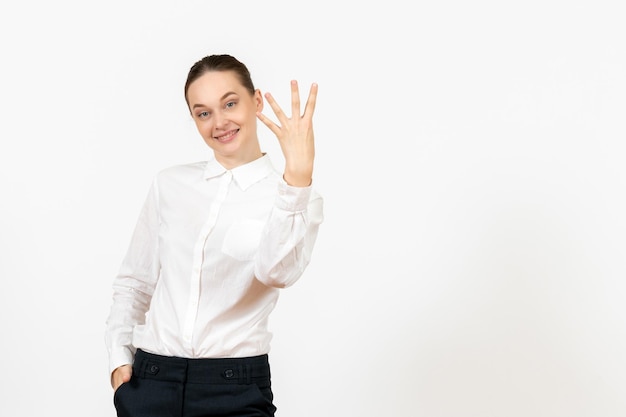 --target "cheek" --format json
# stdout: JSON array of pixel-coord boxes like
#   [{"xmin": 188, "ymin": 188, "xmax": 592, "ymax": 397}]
[
  {"xmin": 239, "ymin": 111, "xmax": 258, "ymax": 127},
  {"xmin": 195, "ymin": 119, "xmax": 213, "ymax": 135},
  {"xmin": 232, "ymin": 106, "xmax": 256, "ymax": 124}
]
